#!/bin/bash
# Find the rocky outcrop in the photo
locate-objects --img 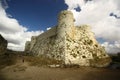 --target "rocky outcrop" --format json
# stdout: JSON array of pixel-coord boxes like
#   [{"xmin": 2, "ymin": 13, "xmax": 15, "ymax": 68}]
[
  {"xmin": 25, "ymin": 10, "xmax": 111, "ymax": 67},
  {"xmin": 0, "ymin": 34, "xmax": 7, "ymax": 55}
]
